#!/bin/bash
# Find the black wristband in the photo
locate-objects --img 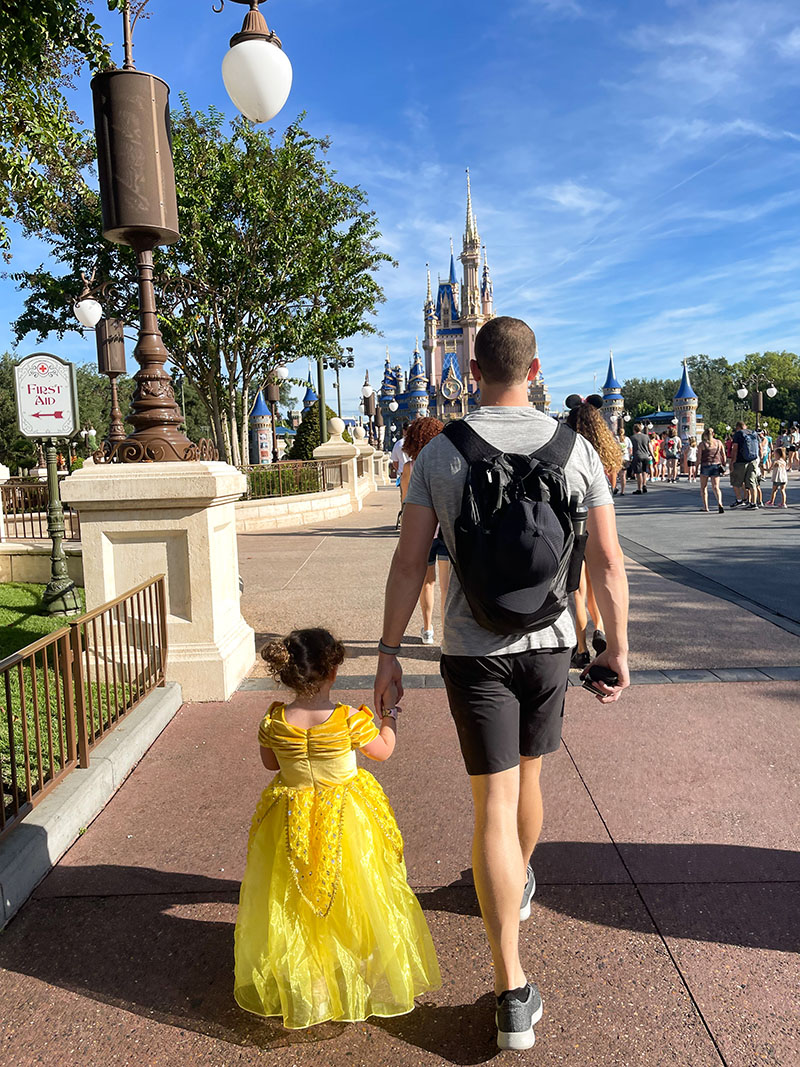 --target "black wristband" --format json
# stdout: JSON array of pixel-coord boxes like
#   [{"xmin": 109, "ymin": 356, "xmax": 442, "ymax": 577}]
[{"xmin": 378, "ymin": 639, "xmax": 401, "ymax": 656}]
